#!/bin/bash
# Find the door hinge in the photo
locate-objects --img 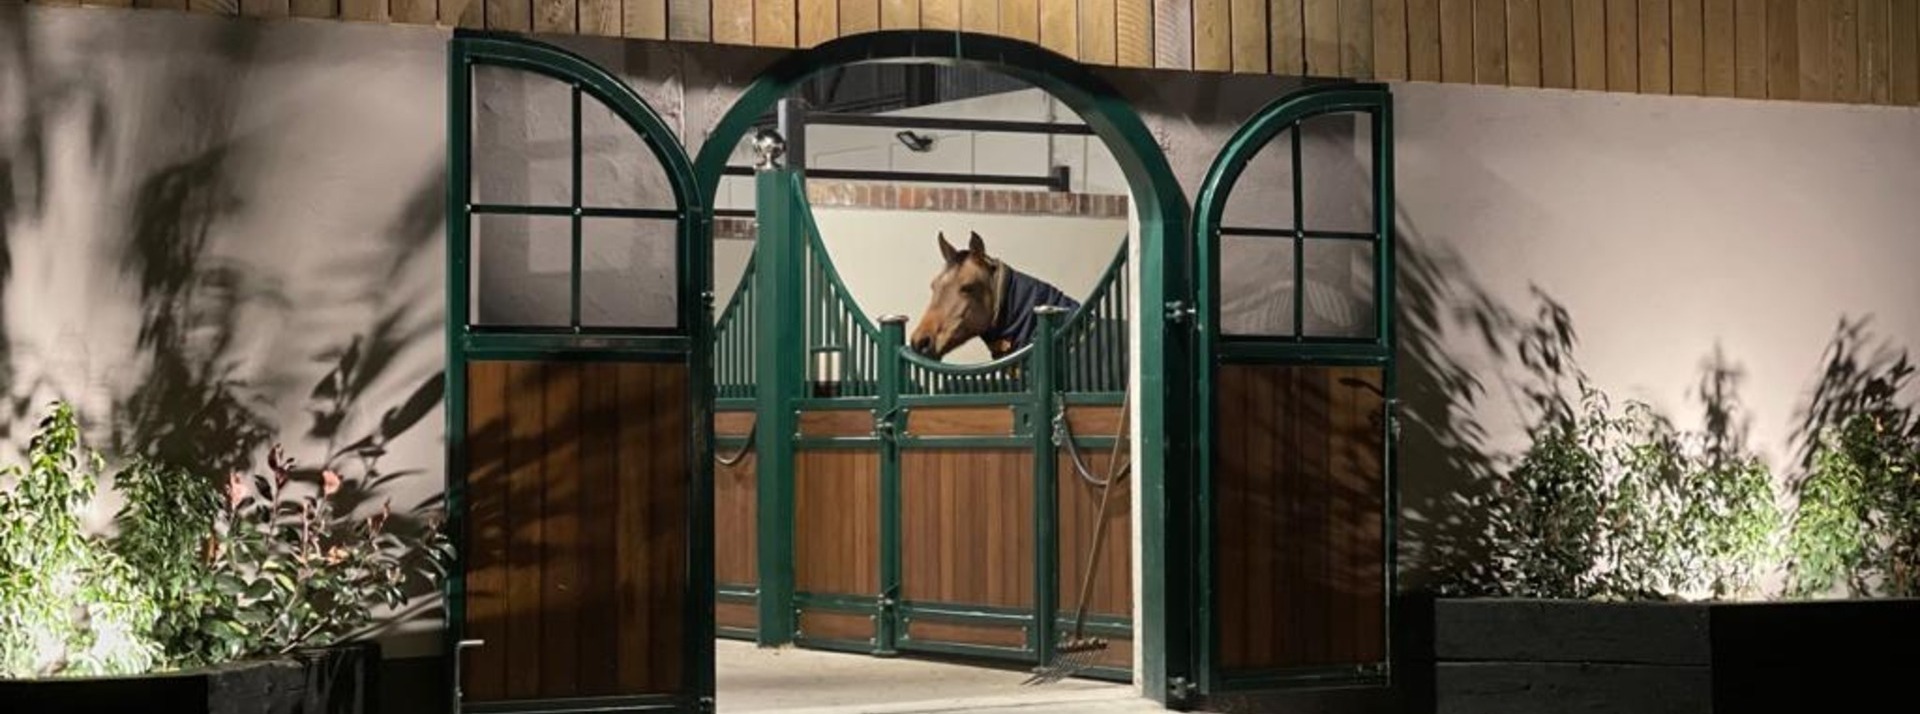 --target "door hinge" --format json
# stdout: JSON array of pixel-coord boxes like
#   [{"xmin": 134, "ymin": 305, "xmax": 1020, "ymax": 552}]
[
  {"xmin": 697, "ymin": 695, "xmax": 716, "ymax": 712},
  {"xmin": 1168, "ymin": 675, "xmax": 1198, "ymax": 703},
  {"xmin": 1164, "ymin": 300, "xmax": 1195, "ymax": 324}
]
